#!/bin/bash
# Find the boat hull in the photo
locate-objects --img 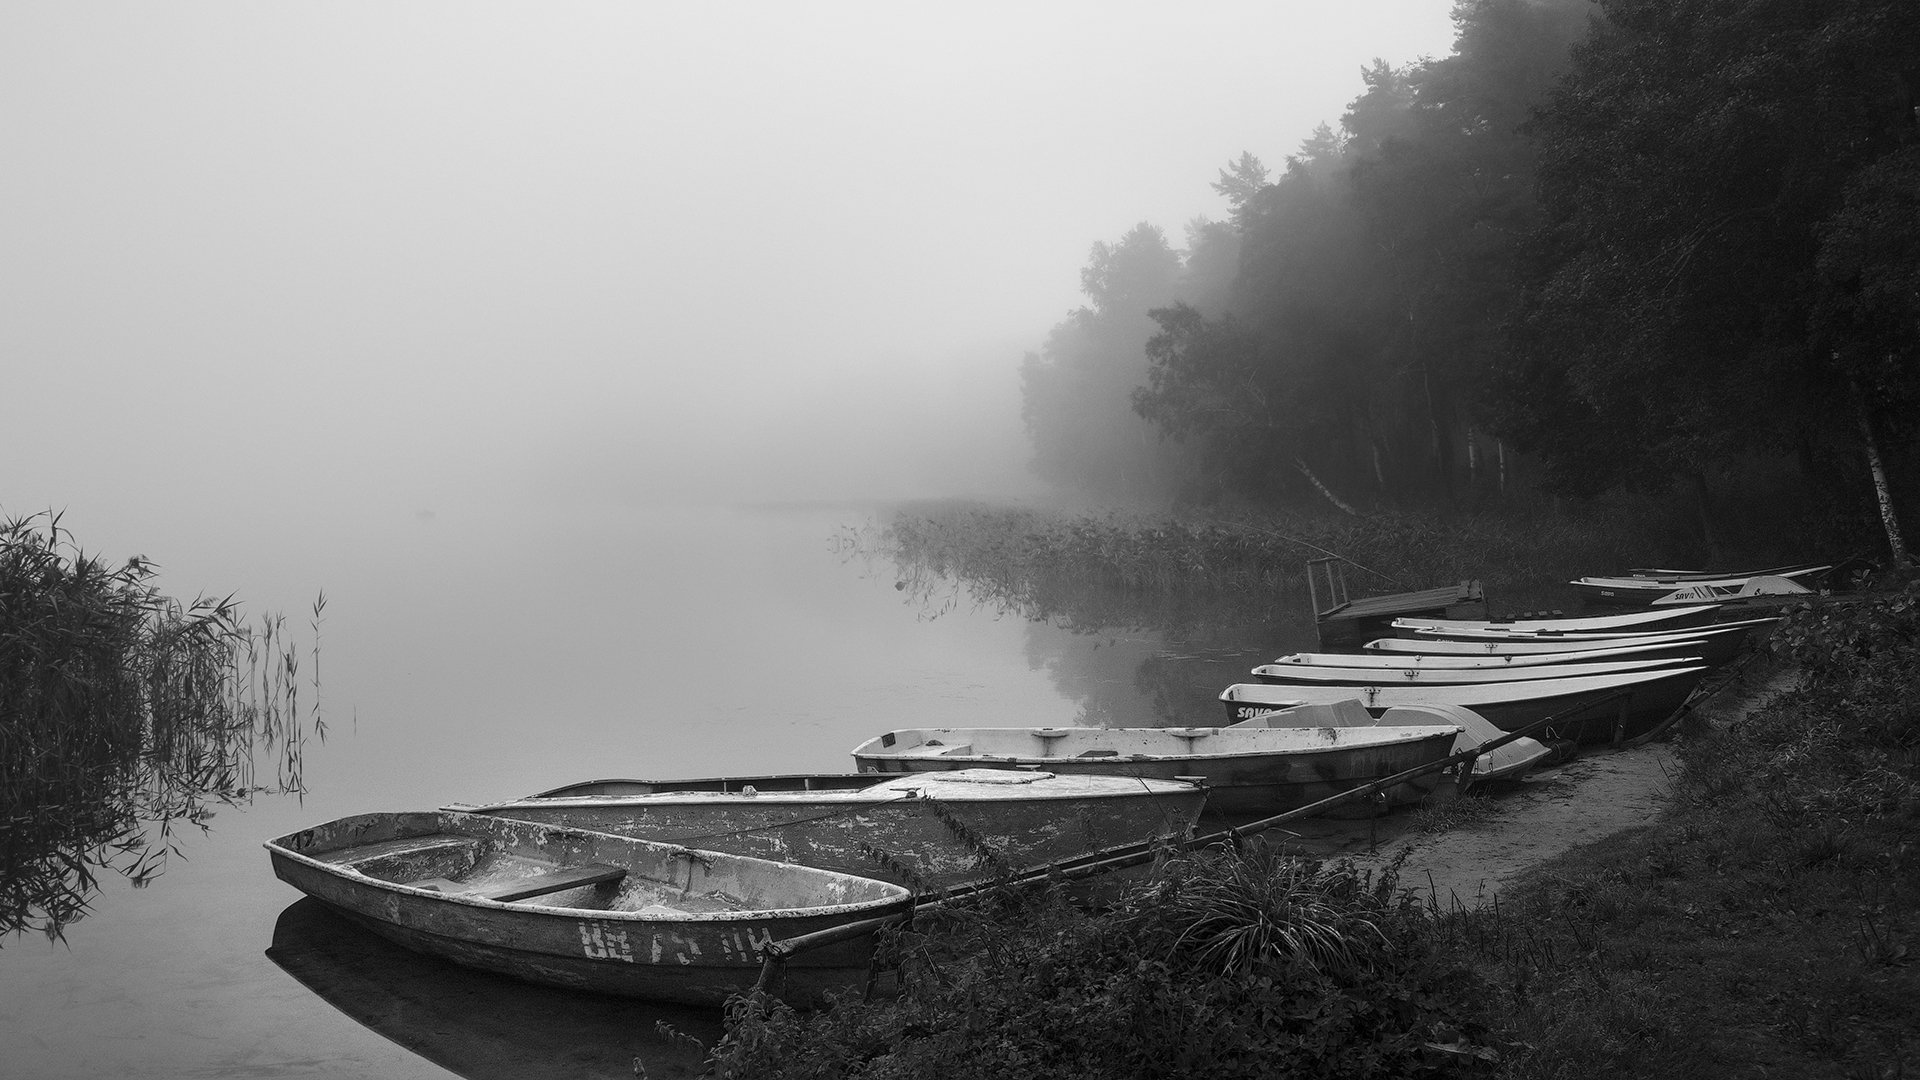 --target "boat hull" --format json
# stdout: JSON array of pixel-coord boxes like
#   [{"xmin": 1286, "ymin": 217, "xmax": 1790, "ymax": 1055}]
[
  {"xmin": 1387, "ymin": 619, "xmax": 1774, "ymax": 665},
  {"xmin": 1219, "ymin": 666, "xmax": 1710, "ymax": 744},
  {"xmin": 1269, "ymin": 640, "xmax": 1711, "ymax": 668},
  {"xmin": 1572, "ymin": 567, "xmax": 1827, "ymax": 607},
  {"xmin": 849, "ymin": 726, "xmax": 1462, "ymax": 815},
  {"xmin": 265, "ymin": 811, "xmax": 912, "ymax": 1007},
  {"xmin": 458, "ymin": 770, "xmax": 1208, "ymax": 892},
  {"xmin": 1228, "ymin": 701, "xmax": 1555, "ymax": 788},
  {"xmin": 1250, "ymin": 655, "xmax": 1696, "ymax": 686},
  {"xmin": 1391, "ymin": 604, "xmax": 1721, "ymax": 636}
]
